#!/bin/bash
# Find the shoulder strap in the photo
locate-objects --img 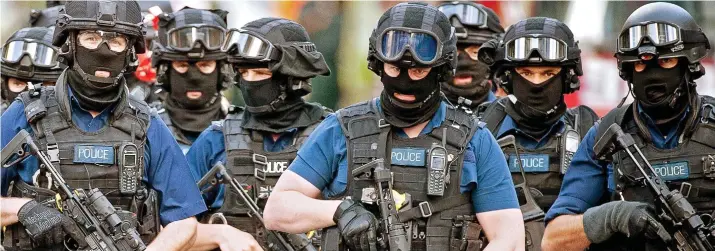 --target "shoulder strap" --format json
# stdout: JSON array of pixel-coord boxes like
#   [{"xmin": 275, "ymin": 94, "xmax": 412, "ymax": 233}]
[
  {"xmin": 567, "ymin": 105, "xmax": 599, "ymax": 139},
  {"xmin": 336, "ymin": 98, "xmax": 382, "ymax": 140},
  {"xmin": 431, "ymin": 106, "xmax": 480, "ymax": 149},
  {"xmin": 595, "ymin": 104, "xmax": 632, "ymax": 144},
  {"xmin": 479, "ymin": 98, "xmax": 509, "ymax": 137}
]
